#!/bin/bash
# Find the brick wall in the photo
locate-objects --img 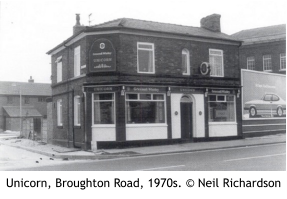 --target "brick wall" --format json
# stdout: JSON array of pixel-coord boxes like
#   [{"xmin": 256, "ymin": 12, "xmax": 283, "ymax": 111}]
[{"xmin": 239, "ymin": 40, "xmax": 286, "ymax": 74}]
